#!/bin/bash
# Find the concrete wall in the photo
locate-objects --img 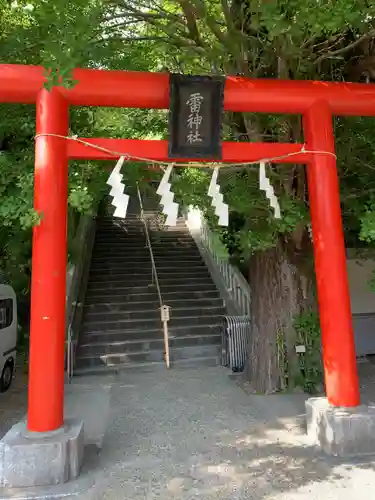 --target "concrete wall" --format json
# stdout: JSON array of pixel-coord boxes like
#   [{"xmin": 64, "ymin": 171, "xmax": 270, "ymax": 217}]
[
  {"xmin": 346, "ymin": 252, "xmax": 375, "ymax": 356},
  {"xmin": 347, "ymin": 257, "xmax": 375, "ymax": 314}
]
